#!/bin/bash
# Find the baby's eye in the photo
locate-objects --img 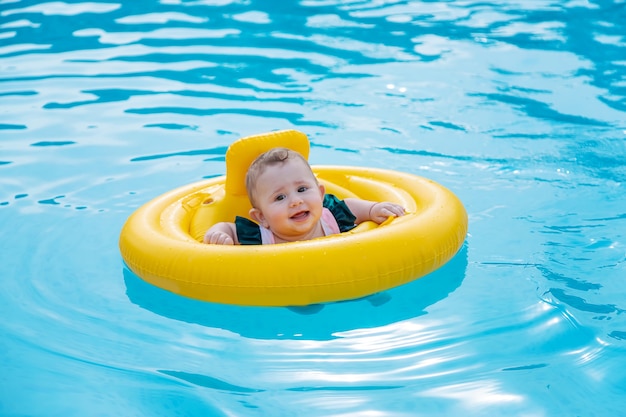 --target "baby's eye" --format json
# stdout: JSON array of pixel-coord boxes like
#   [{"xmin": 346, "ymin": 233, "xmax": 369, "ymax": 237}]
[
  {"xmin": 275, "ymin": 194, "xmax": 286, "ymax": 201},
  {"xmin": 297, "ymin": 186, "xmax": 308, "ymax": 192}
]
